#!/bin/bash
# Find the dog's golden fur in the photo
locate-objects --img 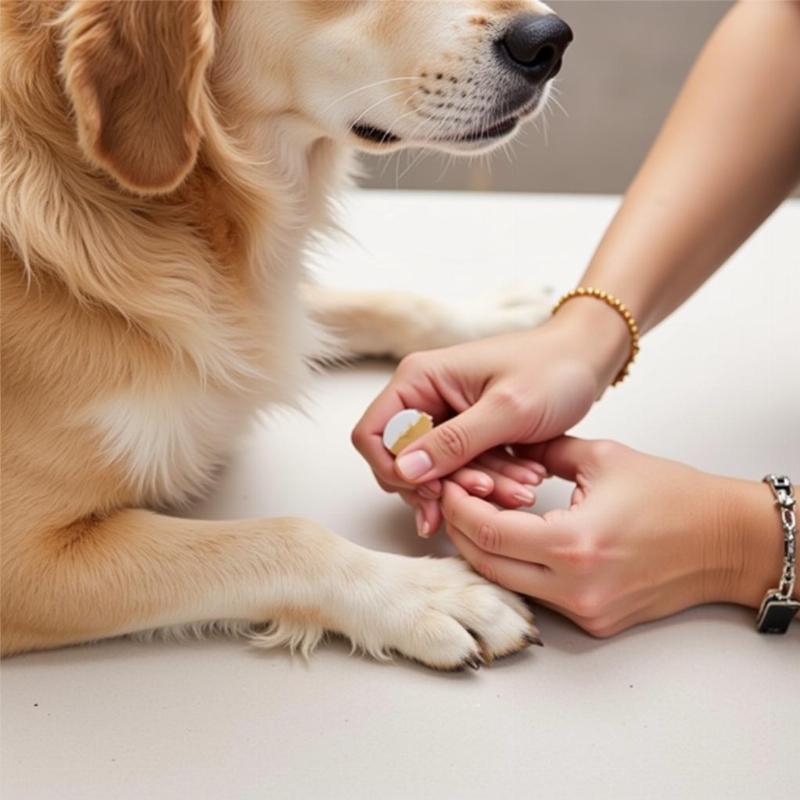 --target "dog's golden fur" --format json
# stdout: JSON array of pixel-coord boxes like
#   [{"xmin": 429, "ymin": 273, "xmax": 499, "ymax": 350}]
[{"xmin": 1, "ymin": 0, "xmax": 555, "ymax": 667}]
